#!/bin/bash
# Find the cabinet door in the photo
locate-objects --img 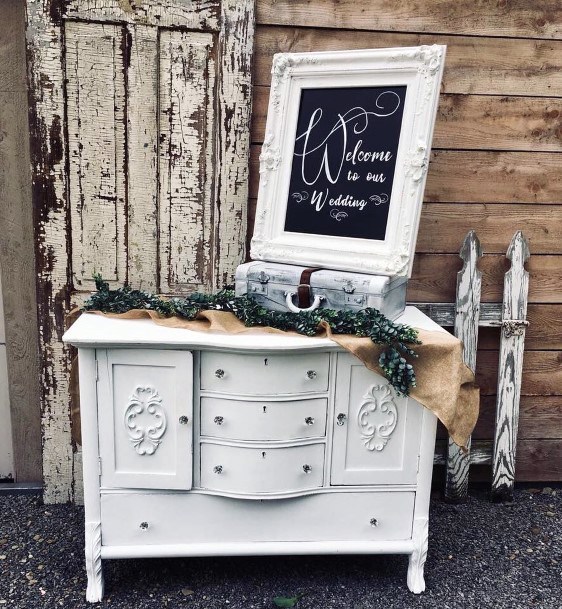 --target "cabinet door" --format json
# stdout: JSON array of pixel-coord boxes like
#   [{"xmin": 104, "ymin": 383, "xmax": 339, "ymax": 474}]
[
  {"xmin": 97, "ymin": 349, "xmax": 193, "ymax": 490},
  {"xmin": 331, "ymin": 353, "xmax": 423, "ymax": 486}
]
